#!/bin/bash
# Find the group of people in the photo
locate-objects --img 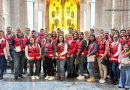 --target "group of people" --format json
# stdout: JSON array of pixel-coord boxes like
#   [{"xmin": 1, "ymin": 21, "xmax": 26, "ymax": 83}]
[{"xmin": 0, "ymin": 27, "xmax": 130, "ymax": 90}]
